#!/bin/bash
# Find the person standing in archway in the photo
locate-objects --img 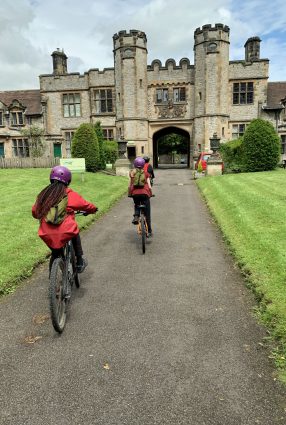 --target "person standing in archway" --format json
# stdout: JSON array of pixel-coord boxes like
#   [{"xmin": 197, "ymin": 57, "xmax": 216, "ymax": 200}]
[{"xmin": 143, "ymin": 156, "xmax": 155, "ymax": 186}]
